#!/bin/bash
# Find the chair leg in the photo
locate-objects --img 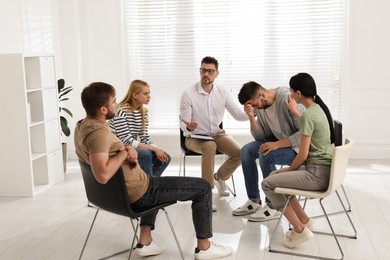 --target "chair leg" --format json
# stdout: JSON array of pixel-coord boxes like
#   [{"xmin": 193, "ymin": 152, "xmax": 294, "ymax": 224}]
[
  {"xmin": 340, "ymin": 184, "xmax": 352, "ymax": 212},
  {"xmin": 79, "ymin": 208, "xmax": 100, "ymax": 260},
  {"xmin": 226, "ymin": 176, "xmax": 237, "ymax": 197},
  {"xmin": 318, "ymin": 198, "xmax": 344, "ymax": 260},
  {"xmin": 268, "ymin": 195, "xmax": 291, "ymax": 253},
  {"xmin": 183, "ymin": 155, "xmax": 186, "ymax": 177},
  {"xmin": 269, "ymin": 196, "xmax": 344, "ymax": 260},
  {"xmin": 162, "ymin": 208, "xmax": 185, "ymax": 260},
  {"xmin": 313, "ymin": 191, "xmax": 357, "ymax": 239},
  {"xmin": 335, "ymin": 190, "xmax": 356, "ymax": 238},
  {"xmin": 298, "ymin": 192, "xmax": 356, "ymax": 239},
  {"xmin": 98, "ymin": 218, "xmax": 140, "ymax": 260},
  {"xmin": 179, "ymin": 152, "xmax": 183, "ymax": 176},
  {"xmin": 309, "ymin": 185, "xmax": 352, "ymax": 219}
]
